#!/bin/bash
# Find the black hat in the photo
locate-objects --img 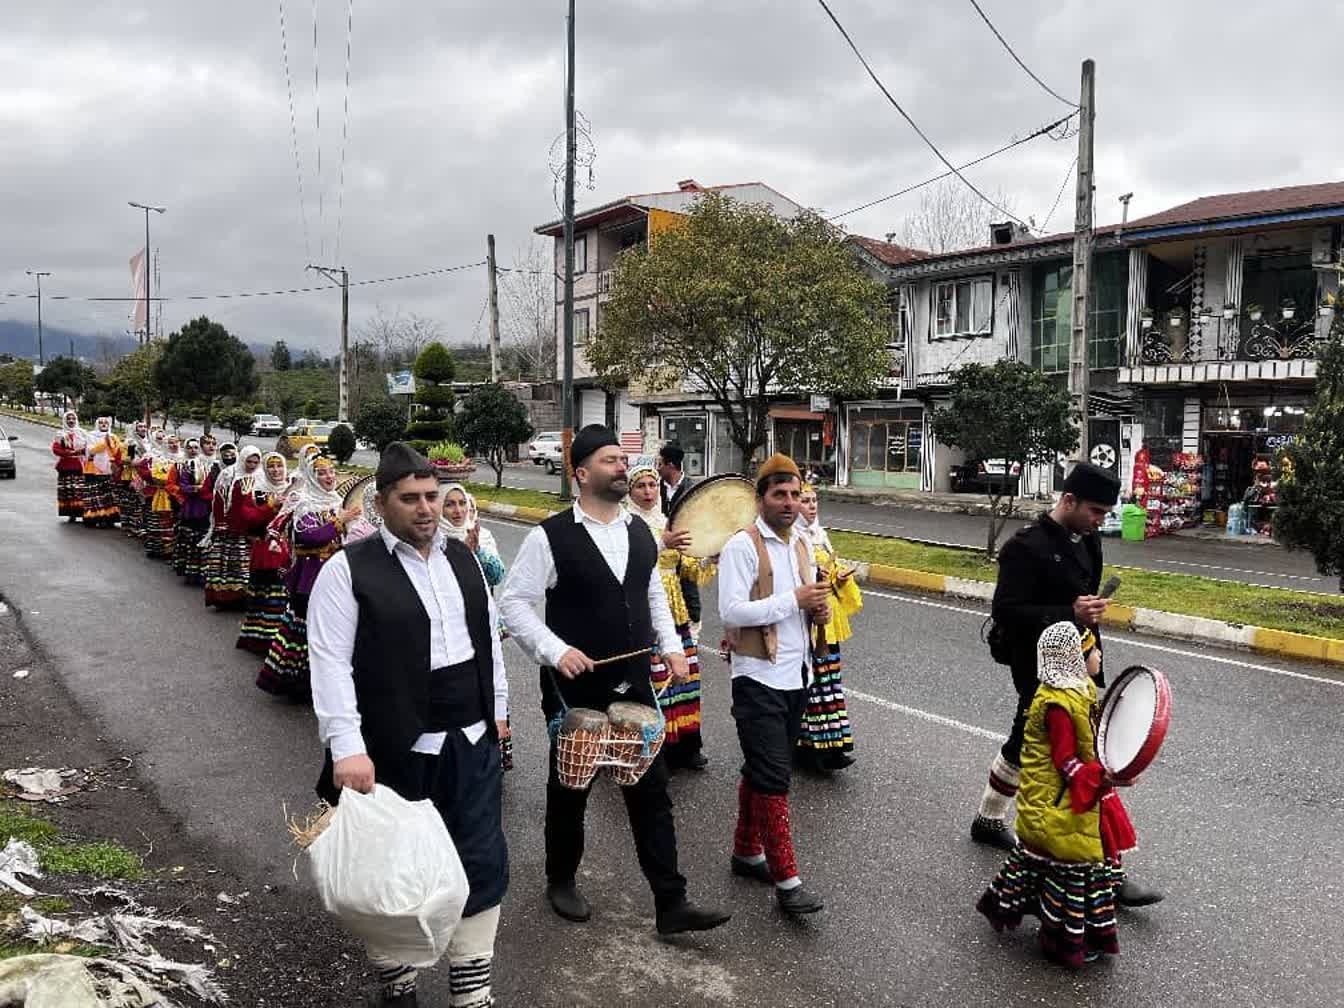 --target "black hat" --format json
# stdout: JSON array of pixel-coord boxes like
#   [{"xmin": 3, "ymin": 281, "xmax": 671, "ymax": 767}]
[
  {"xmin": 375, "ymin": 441, "xmax": 433, "ymax": 490},
  {"xmin": 1062, "ymin": 461, "xmax": 1120, "ymax": 507},
  {"xmin": 571, "ymin": 424, "xmax": 620, "ymax": 468}
]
